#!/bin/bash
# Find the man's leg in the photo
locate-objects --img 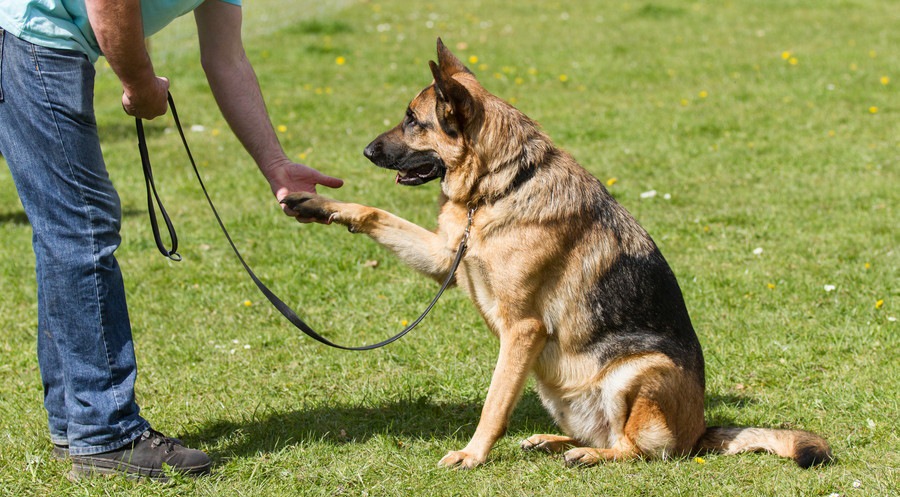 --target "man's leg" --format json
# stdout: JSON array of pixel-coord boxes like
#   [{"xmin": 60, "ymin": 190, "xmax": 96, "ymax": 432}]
[
  {"xmin": 0, "ymin": 28, "xmax": 149, "ymax": 453},
  {"xmin": 0, "ymin": 30, "xmax": 208, "ymax": 479}
]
